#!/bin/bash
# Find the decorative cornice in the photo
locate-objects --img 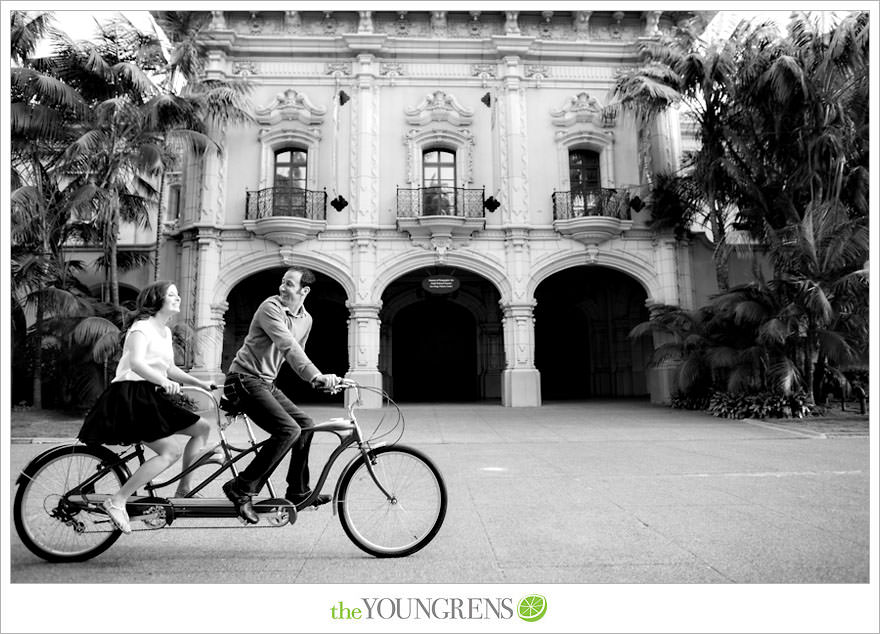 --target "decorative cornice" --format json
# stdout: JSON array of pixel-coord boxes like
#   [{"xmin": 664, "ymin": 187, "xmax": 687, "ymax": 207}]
[
  {"xmin": 551, "ymin": 91, "xmax": 613, "ymax": 128},
  {"xmin": 405, "ymin": 90, "xmax": 474, "ymax": 127},
  {"xmin": 255, "ymin": 88, "xmax": 326, "ymax": 126}
]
